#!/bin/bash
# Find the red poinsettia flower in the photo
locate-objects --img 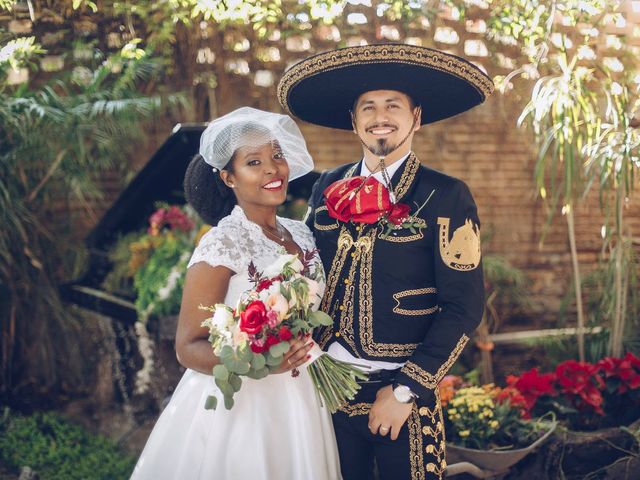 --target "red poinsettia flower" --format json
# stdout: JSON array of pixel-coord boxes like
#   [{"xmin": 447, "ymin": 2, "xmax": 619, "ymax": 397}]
[
  {"xmin": 597, "ymin": 354, "xmax": 640, "ymax": 394},
  {"xmin": 506, "ymin": 367, "xmax": 556, "ymax": 412},
  {"xmin": 495, "ymin": 385, "xmax": 529, "ymax": 418},
  {"xmin": 555, "ymin": 360, "xmax": 605, "ymax": 415}
]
